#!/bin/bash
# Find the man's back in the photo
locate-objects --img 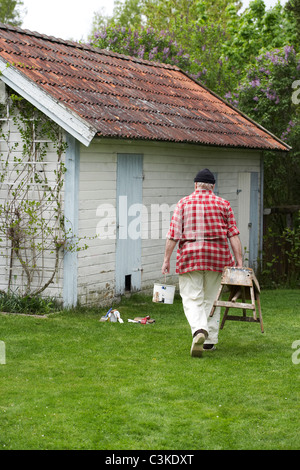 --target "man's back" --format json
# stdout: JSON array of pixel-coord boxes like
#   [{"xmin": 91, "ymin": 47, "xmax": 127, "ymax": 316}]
[{"xmin": 167, "ymin": 188, "xmax": 240, "ymax": 273}]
